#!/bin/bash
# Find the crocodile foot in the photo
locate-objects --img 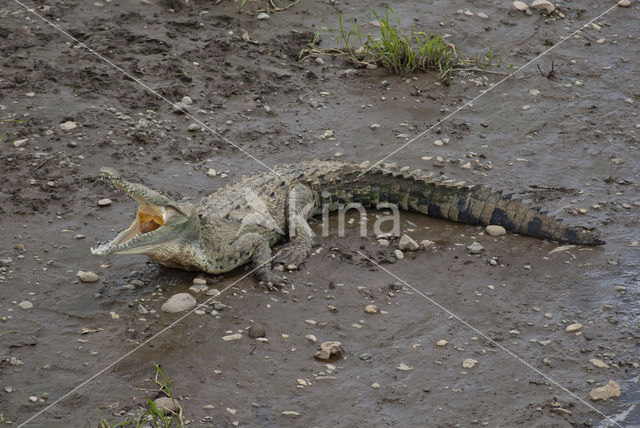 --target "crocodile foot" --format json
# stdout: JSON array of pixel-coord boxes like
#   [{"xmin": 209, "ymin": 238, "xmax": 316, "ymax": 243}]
[
  {"xmin": 256, "ymin": 271, "xmax": 286, "ymax": 291},
  {"xmin": 274, "ymin": 243, "xmax": 310, "ymax": 268}
]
